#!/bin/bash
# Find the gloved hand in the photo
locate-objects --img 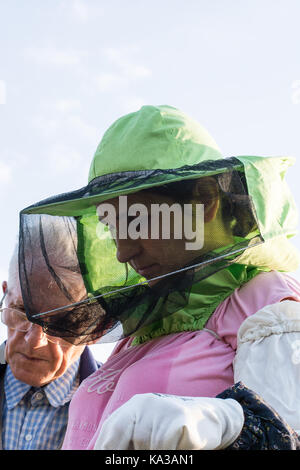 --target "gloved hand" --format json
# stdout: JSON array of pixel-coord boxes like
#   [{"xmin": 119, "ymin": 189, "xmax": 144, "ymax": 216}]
[{"xmin": 93, "ymin": 392, "xmax": 244, "ymax": 450}]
